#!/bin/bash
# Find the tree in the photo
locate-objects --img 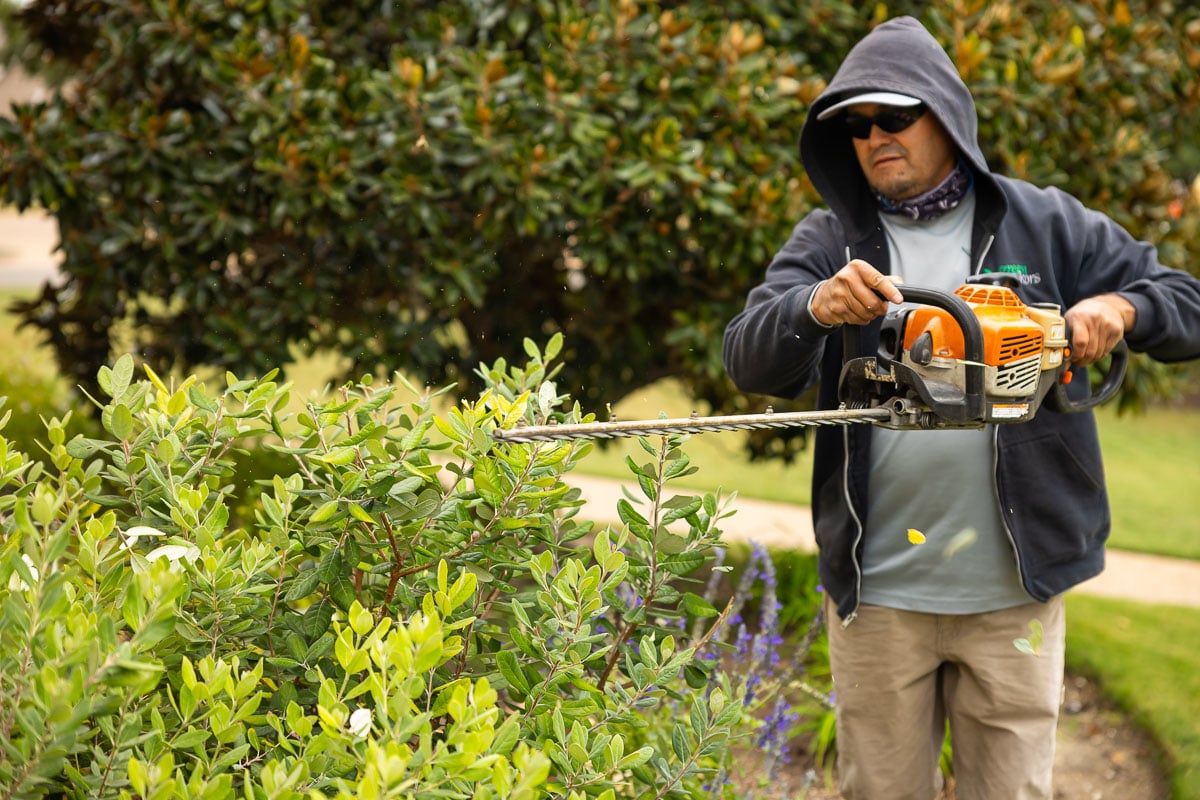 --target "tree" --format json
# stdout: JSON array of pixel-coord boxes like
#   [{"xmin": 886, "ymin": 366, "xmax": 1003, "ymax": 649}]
[{"xmin": 1, "ymin": 0, "xmax": 1197, "ymax": 460}]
